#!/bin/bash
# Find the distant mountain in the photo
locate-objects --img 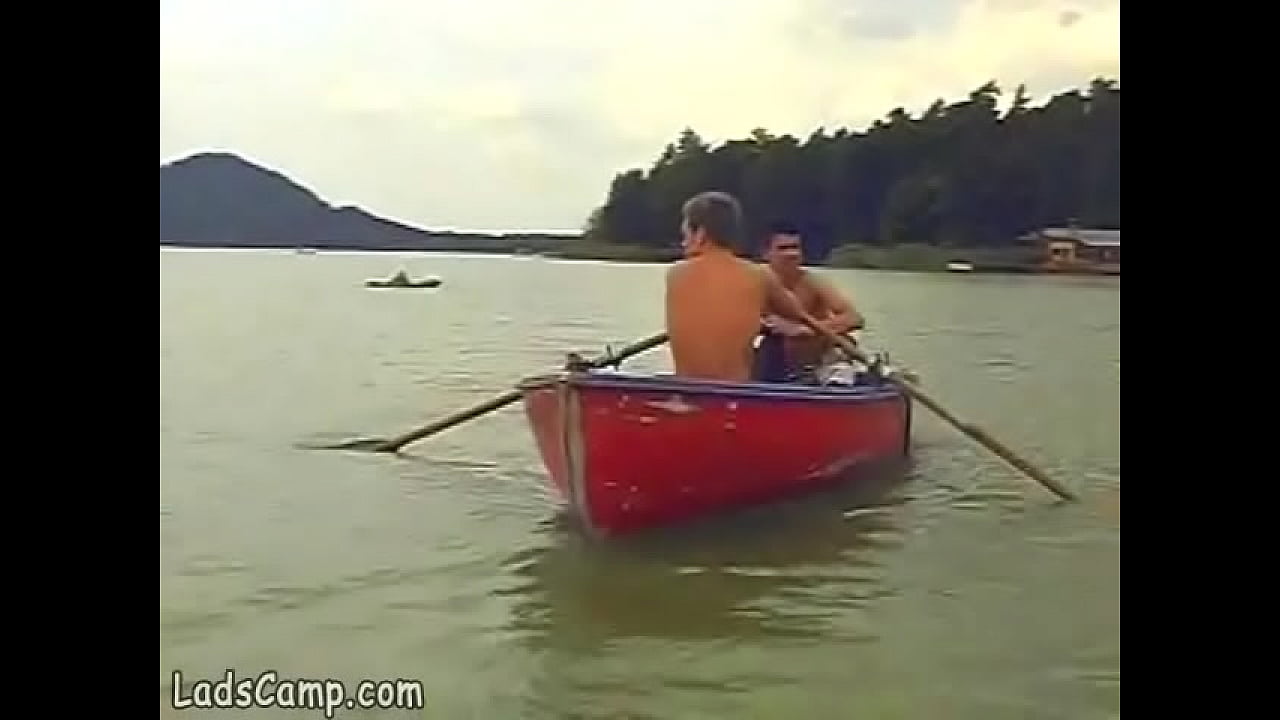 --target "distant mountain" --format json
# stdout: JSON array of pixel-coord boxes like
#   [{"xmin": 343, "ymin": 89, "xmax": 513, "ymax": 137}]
[{"xmin": 159, "ymin": 152, "xmax": 578, "ymax": 252}]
